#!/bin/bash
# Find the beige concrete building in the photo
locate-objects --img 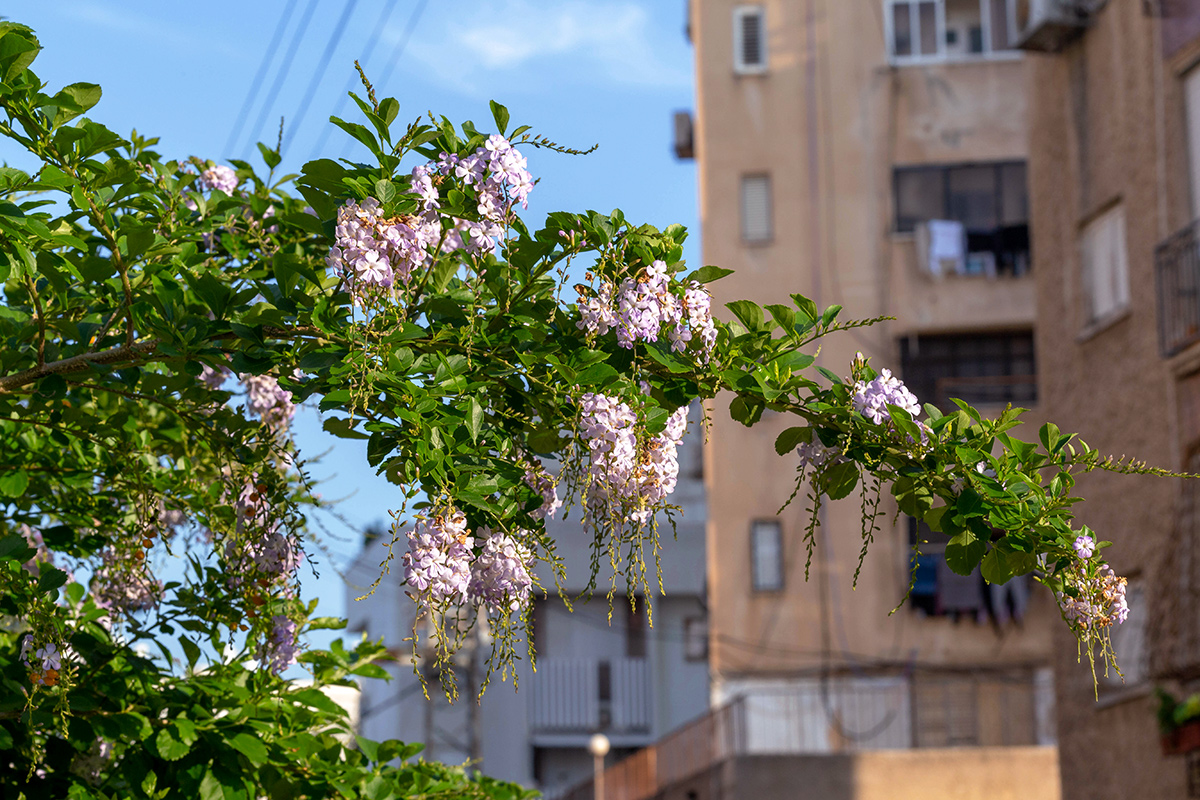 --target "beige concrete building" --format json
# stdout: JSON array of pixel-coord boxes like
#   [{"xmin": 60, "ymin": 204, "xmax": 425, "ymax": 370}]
[
  {"xmin": 1020, "ymin": 0, "xmax": 1200, "ymax": 797},
  {"xmin": 693, "ymin": 0, "xmax": 1057, "ymax": 743}
]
